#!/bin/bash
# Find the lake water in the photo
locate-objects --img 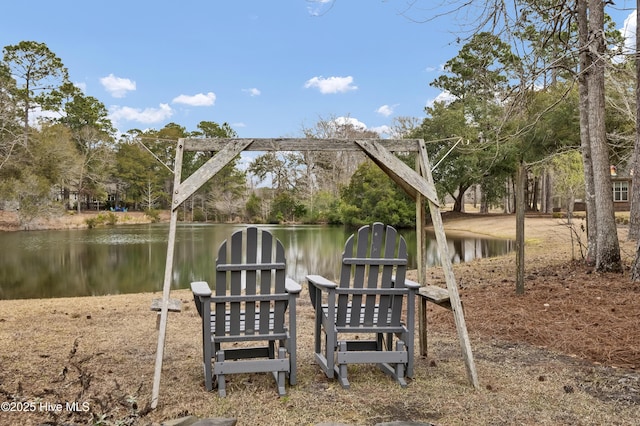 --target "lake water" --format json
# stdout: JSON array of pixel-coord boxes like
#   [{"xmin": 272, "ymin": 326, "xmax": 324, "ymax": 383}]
[{"xmin": 0, "ymin": 223, "xmax": 514, "ymax": 300}]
